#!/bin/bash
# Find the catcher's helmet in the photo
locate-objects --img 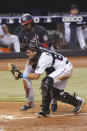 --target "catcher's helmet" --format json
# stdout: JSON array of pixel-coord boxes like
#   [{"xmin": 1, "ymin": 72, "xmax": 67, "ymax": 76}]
[
  {"xmin": 21, "ymin": 13, "xmax": 34, "ymax": 26},
  {"xmin": 27, "ymin": 39, "xmax": 40, "ymax": 51}
]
